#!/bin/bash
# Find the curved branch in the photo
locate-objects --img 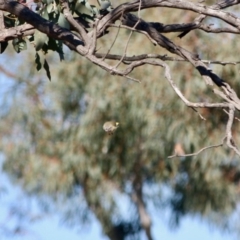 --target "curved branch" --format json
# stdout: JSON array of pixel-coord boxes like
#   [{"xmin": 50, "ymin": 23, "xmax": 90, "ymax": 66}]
[{"xmin": 96, "ymin": 0, "xmax": 240, "ymax": 36}]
